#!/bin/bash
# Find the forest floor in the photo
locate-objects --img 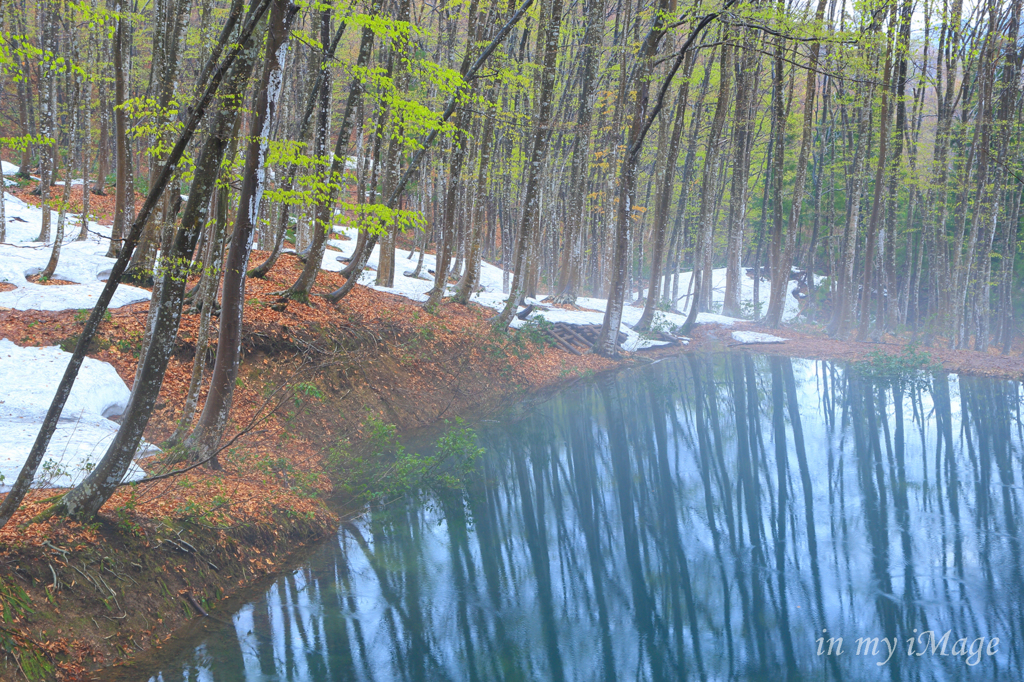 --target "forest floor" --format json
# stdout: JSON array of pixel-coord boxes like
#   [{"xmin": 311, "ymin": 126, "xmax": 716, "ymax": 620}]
[{"xmin": 0, "ymin": 182, "xmax": 1021, "ymax": 680}]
